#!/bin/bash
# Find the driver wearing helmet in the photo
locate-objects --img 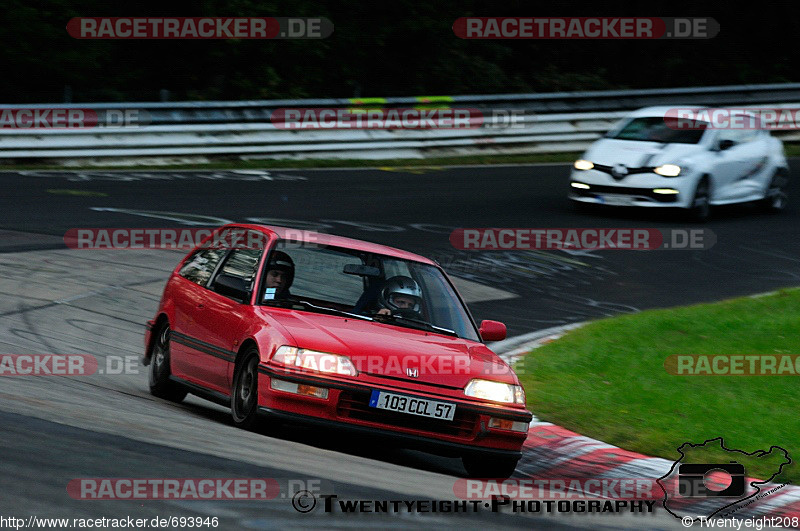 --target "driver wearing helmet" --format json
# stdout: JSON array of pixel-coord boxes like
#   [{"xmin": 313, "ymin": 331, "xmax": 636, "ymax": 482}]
[
  {"xmin": 375, "ymin": 275, "xmax": 423, "ymax": 318},
  {"xmin": 263, "ymin": 250, "xmax": 295, "ymax": 300}
]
